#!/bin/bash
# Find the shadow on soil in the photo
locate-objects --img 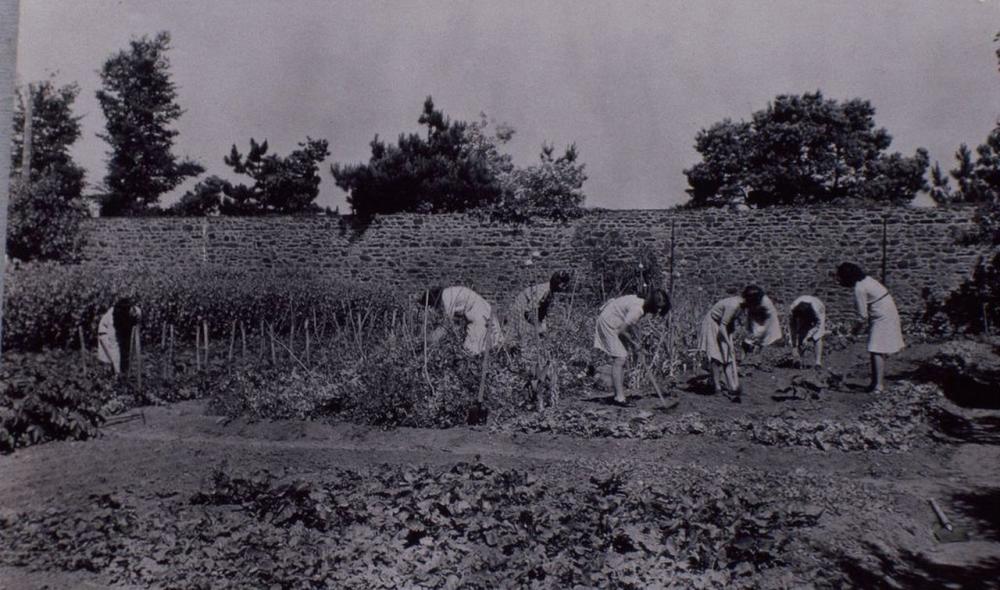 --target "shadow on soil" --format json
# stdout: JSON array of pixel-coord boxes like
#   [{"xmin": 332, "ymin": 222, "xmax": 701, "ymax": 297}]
[{"xmin": 837, "ymin": 542, "xmax": 1000, "ymax": 589}]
